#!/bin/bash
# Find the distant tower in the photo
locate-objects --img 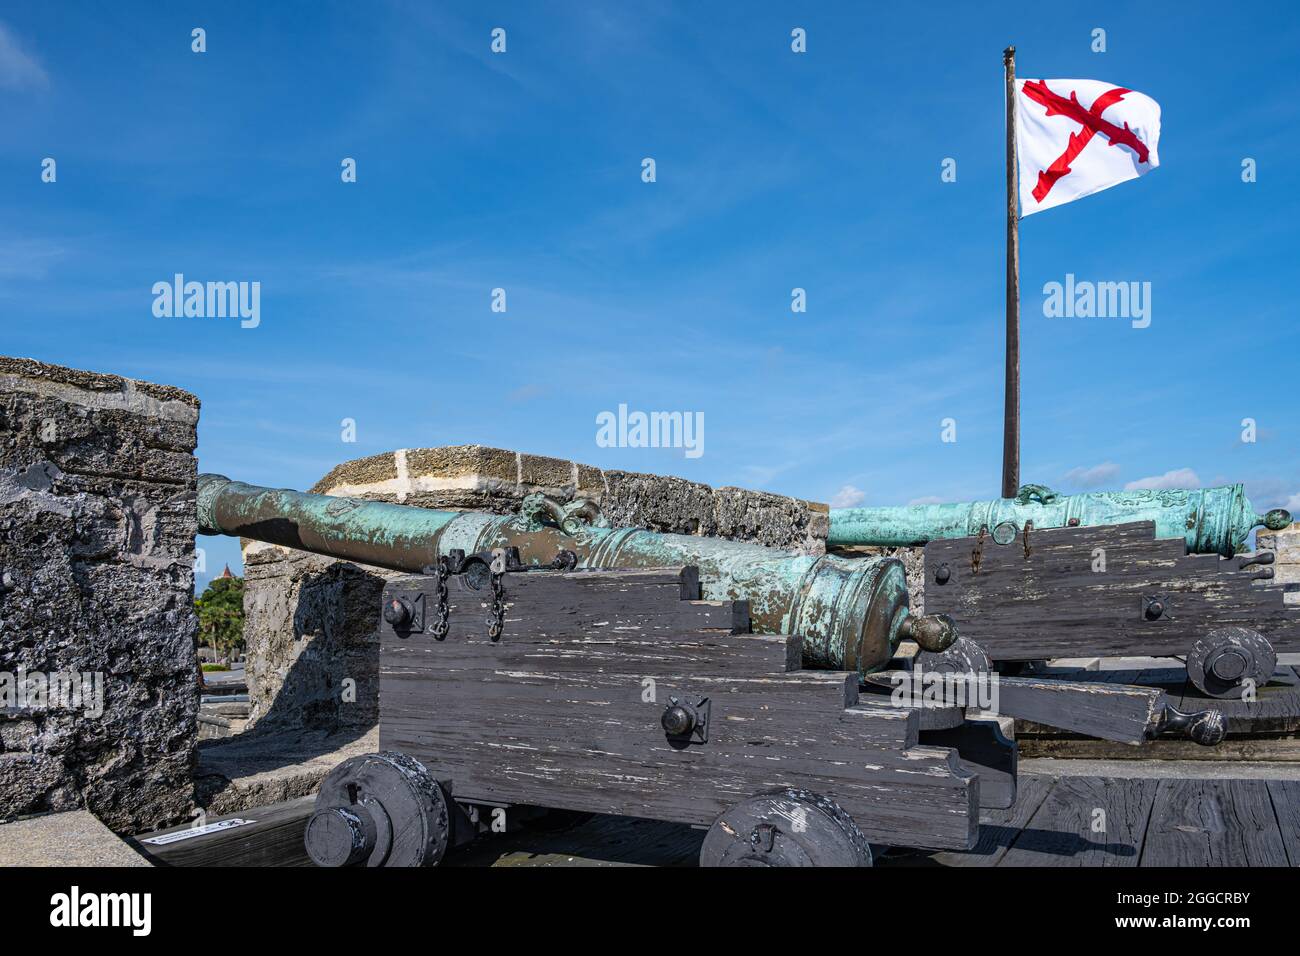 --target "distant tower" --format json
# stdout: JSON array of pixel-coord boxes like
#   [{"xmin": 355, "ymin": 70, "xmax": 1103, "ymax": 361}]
[{"xmin": 219, "ymin": 564, "xmax": 234, "ymax": 579}]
